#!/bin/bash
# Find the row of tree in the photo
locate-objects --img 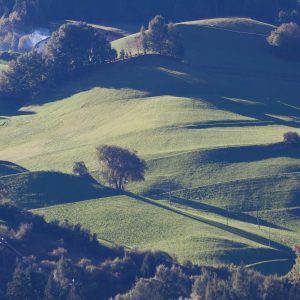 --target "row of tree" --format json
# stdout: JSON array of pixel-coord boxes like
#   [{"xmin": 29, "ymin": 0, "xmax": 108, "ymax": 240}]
[
  {"xmin": 0, "ymin": 15, "xmax": 185, "ymax": 104},
  {"xmin": 0, "ymin": 22, "xmax": 117, "ymax": 101}
]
